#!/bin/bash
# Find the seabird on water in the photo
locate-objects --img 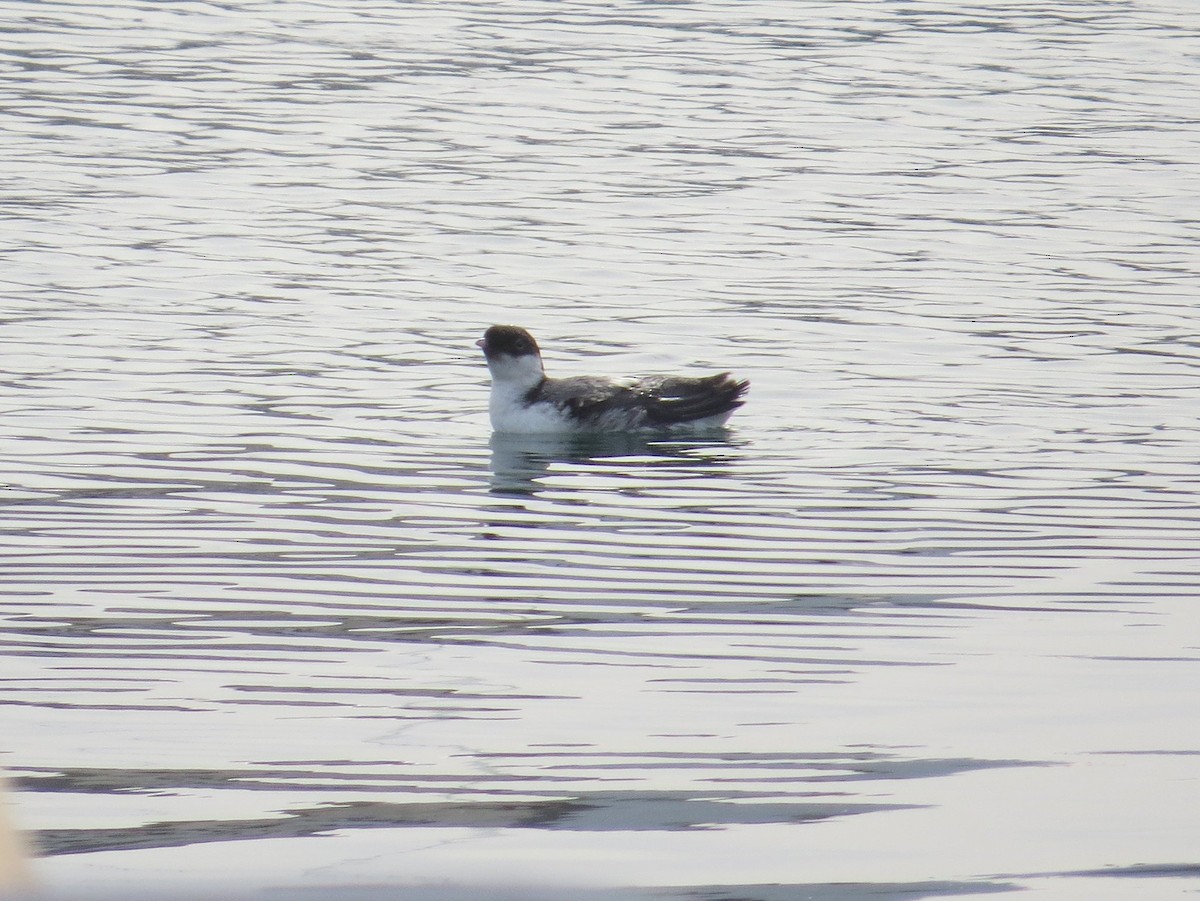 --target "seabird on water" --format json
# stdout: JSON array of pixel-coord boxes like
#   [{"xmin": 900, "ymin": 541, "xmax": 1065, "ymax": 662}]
[{"xmin": 476, "ymin": 325, "xmax": 749, "ymax": 434}]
